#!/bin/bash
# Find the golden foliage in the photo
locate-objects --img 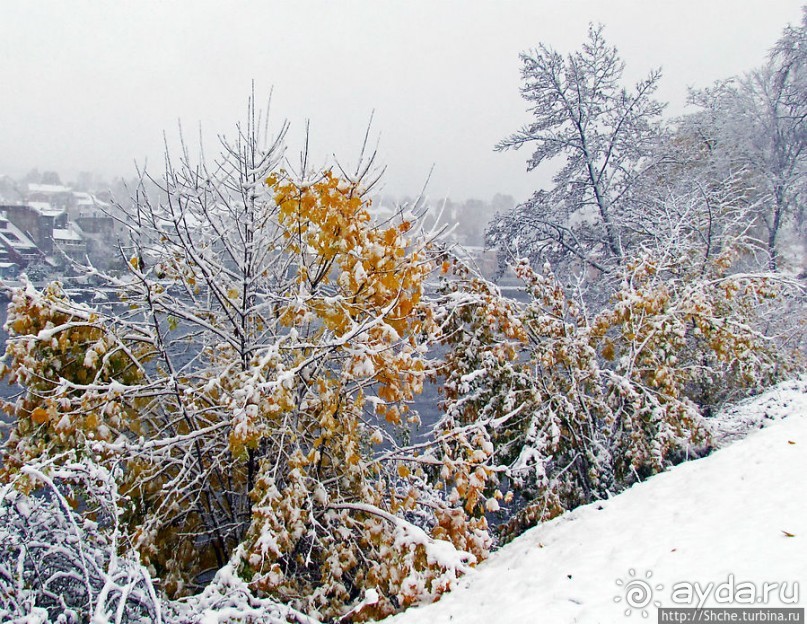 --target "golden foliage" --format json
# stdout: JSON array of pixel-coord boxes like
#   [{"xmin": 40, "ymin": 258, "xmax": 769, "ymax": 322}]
[{"xmin": 0, "ymin": 171, "xmax": 489, "ymax": 622}]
